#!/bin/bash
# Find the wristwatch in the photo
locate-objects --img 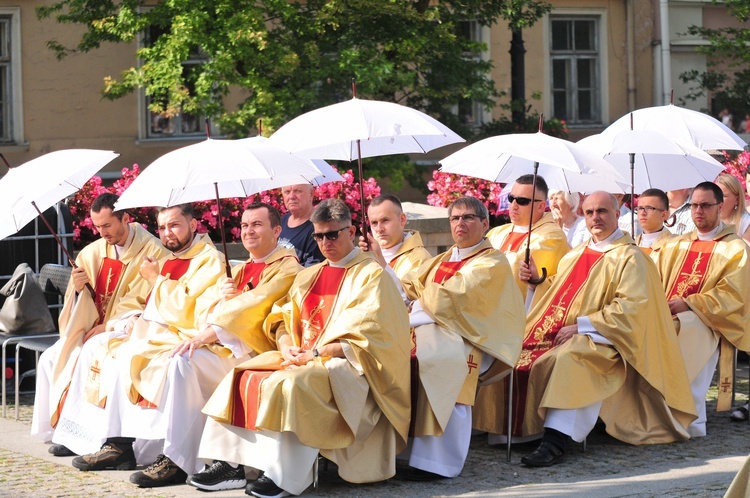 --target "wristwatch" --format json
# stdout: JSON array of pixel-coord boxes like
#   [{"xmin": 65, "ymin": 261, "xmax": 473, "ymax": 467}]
[{"xmin": 313, "ymin": 348, "xmax": 320, "ymax": 358}]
